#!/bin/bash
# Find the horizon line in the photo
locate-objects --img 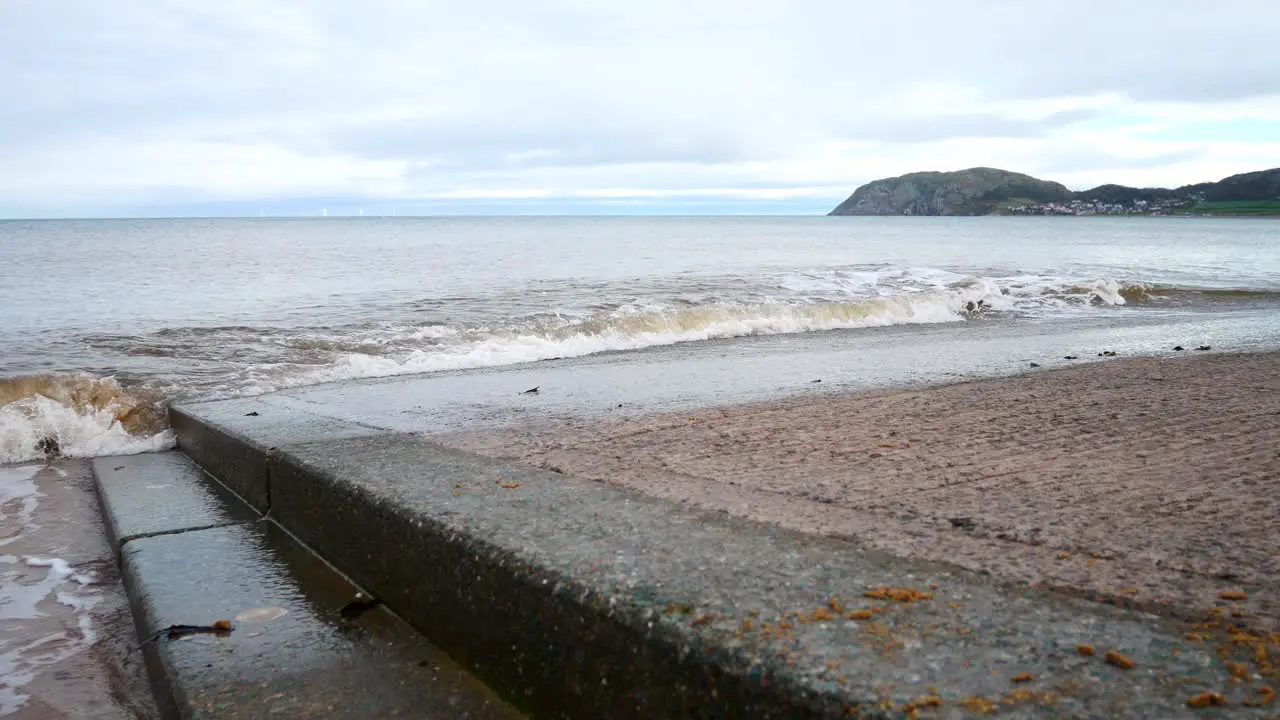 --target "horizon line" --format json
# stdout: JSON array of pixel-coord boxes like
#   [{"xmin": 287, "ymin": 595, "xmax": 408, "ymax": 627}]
[{"xmin": 0, "ymin": 212, "xmax": 841, "ymax": 222}]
